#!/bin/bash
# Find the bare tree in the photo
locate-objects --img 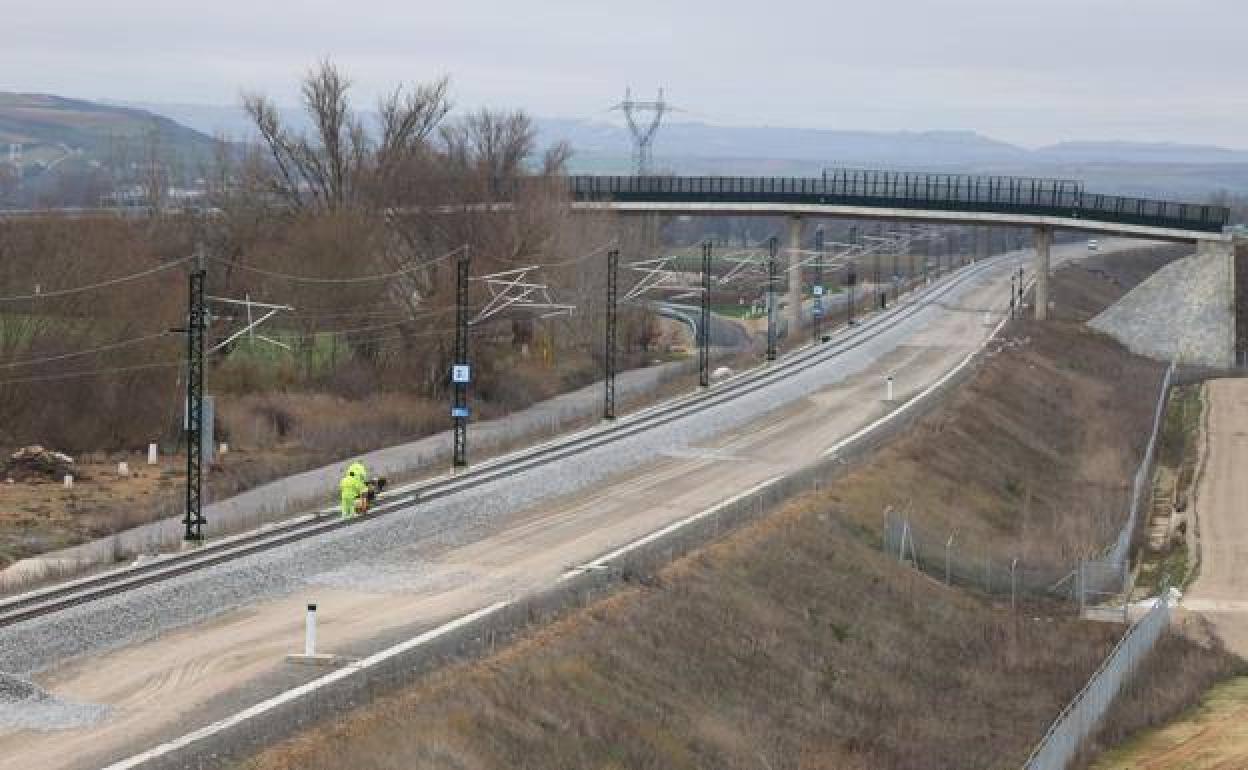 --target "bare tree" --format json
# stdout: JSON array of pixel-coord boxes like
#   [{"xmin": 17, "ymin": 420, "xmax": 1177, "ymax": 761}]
[{"xmin": 242, "ymin": 59, "xmax": 451, "ymax": 212}]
